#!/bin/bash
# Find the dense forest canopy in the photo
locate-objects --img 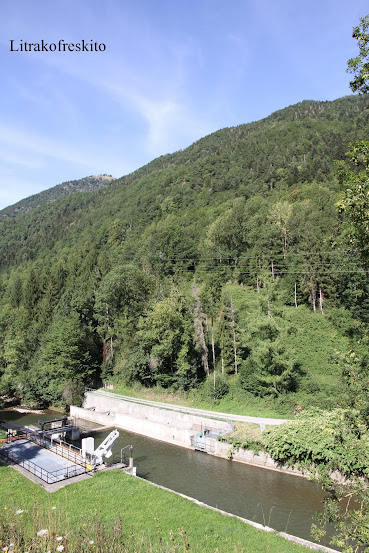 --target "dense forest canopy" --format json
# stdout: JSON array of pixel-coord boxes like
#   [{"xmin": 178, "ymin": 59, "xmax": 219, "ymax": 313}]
[{"xmin": 0, "ymin": 93, "xmax": 369, "ymax": 411}]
